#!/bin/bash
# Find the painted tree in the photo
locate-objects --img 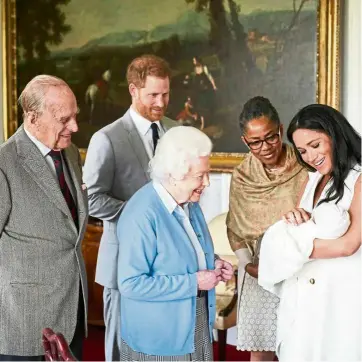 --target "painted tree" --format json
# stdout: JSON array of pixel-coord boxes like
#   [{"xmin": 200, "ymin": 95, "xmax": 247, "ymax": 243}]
[
  {"xmin": 185, "ymin": 0, "xmax": 230, "ymax": 60},
  {"xmin": 16, "ymin": 0, "xmax": 71, "ymax": 61},
  {"xmin": 185, "ymin": 0, "xmax": 254, "ymax": 71},
  {"xmin": 185, "ymin": 0, "xmax": 257, "ymax": 110},
  {"xmin": 227, "ymin": 0, "xmax": 254, "ymax": 72},
  {"xmin": 270, "ymin": 0, "xmax": 314, "ymax": 66}
]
